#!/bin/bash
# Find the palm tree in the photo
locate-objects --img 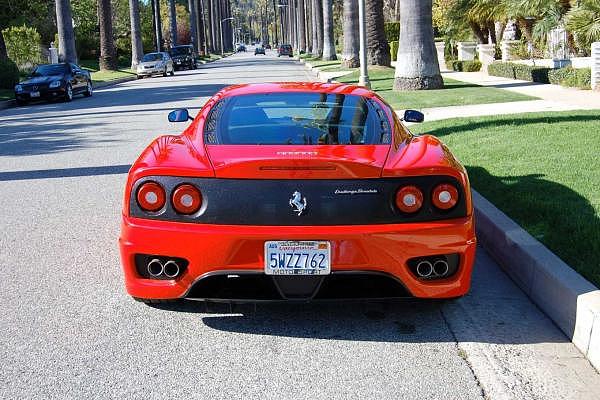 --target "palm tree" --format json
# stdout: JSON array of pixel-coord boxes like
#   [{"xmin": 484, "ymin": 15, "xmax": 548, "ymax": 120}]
[
  {"xmin": 0, "ymin": 31, "xmax": 7, "ymax": 60},
  {"xmin": 297, "ymin": 0, "xmax": 307, "ymax": 52},
  {"xmin": 366, "ymin": 0, "xmax": 390, "ymax": 66},
  {"xmin": 566, "ymin": 0, "xmax": 600, "ymax": 50},
  {"xmin": 196, "ymin": 0, "xmax": 207, "ymax": 56},
  {"xmin": 55, "ymin": 0, "xmax": 77, "ymax": 63},
  {"xmin": 341, "ymin": 0, "xmax": 359, "ymax": 68},
  {"xmin": 169, "ymin": 0, "xmax": 178, "ymax": 46},
  {"xmin": 129, "ymin": 0, "xmax": 143, "ymax": 69},
  {"xmin": 393, "ymin": 0, "xmax": 442, "ymax": 90},
  {"xmin": 98, "ymin": 0, "xmax": 117, "ymax": 70},
  {"xmin": 189, "ymin": 0, "xmax": 198, "ymax": 52},
  {"xmin": 312, "ymin": 0, "xmax": 323, "ymax": 57},
  {"xmin": 321, "ymin": 0, "xmax": 336, "ymax": 60}
]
